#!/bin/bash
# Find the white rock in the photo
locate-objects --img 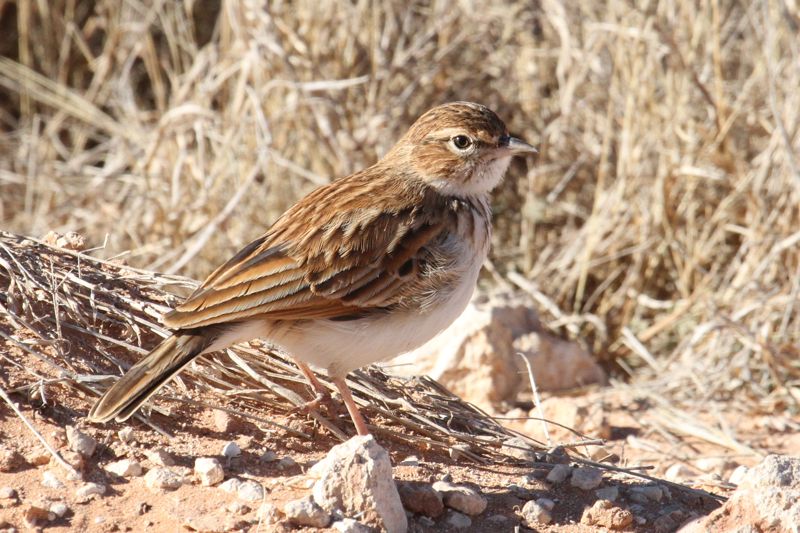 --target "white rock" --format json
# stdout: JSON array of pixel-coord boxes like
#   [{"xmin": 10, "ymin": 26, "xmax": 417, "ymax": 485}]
[
  {"xmin": 49, "ymin": 501, "xmax": 69, "ymax": 518},
  {"xmin": 521, "ymin": 499, "xmax": 552, "ymax": 526},
  {"xmin": 311, "ymin": 435, "xmax": 407, "ymax": 533},
  {"xmin": 431, "ymin": 481, "xmax": 487, "ymax": 516},
  {"xmin": 219, "ymin": 478, "xmax": 242, "ymax": 493},
  {"xmin": 42, "ymin": 470, "xmax": 64, "ymax": 489},
  {"xmin": 629, "ymin": 484, "xmax": 662, "ymax": 502},
  {"xmin": 332, "ymin": 517, "xmax": 373, "ymax": 532},
  {"xmin": 259, "ymin": 450, "xmax": 278, "ymax": 463},
  {"xmin": 537, "ymin": 498, "xmax": 555, "ymax": 510},
  {"xmin": 444, "ymin": 510, "xmax": 472, "ymax": 529},
  {"xmin": 257, "ymin": 502, "xmax": 282, "ymax": 525},
  {"xmin": 665, "ymin": 463, "xmax": 697, "ymax": 481},
  {"xmin": 546, "ymin": 464, "xmax": 572, "ymax": 483},
  {"xmin": 277, "ymin": 457, "xmax": 297, "ymax": 470},
  {"xmin": 0, "ymin": 486, "xmax": 17, "ymax": 499},
  {"xmin": 595, "ymin": 486, "xmax": 619, "ymax": 501},
  {"xmin": 104, "ymin": 459, "xmax": 142, "ymax": 477},
  {"xmin": 221, "ymin": 441, "xmax": 241, "ymax": 459},
  {"xmin": 571, "ymin": 467, "xmax": 603, "ymax": 490},
  {"xmin": 75, "ymin": 482, "xmax": 106, "ymax": 501},
  {"xmin": 194, "ymin": 458, "xmax": 224, "ymax": 486},
  {"xmin": 144, "ymin": 467, "xmax": 183, "ymax": 491},
  {"xmin": 65, "ymin": 426, "xmax": 96, "ymax": 457},
  {"xmin": 145, "ymin": 448, "xmax": 175, "ymax": 467},
  {"xmin": 237, "ymin": 480, "xmax": 264, "ymax": 501},
  {"xmin": 728, "ymin": 465, "xmax": 749, "ymax": 485},
  {"xmin": 117, "ymin": 427, "xmax": 135, "ymax": 444},
  {"xmin": 501, "ymin": 437, "xmax": 538, "ymax": 462},
  {"xmin": 284, "ymin": 496, "xmax": 330, "ymax": 528}
]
